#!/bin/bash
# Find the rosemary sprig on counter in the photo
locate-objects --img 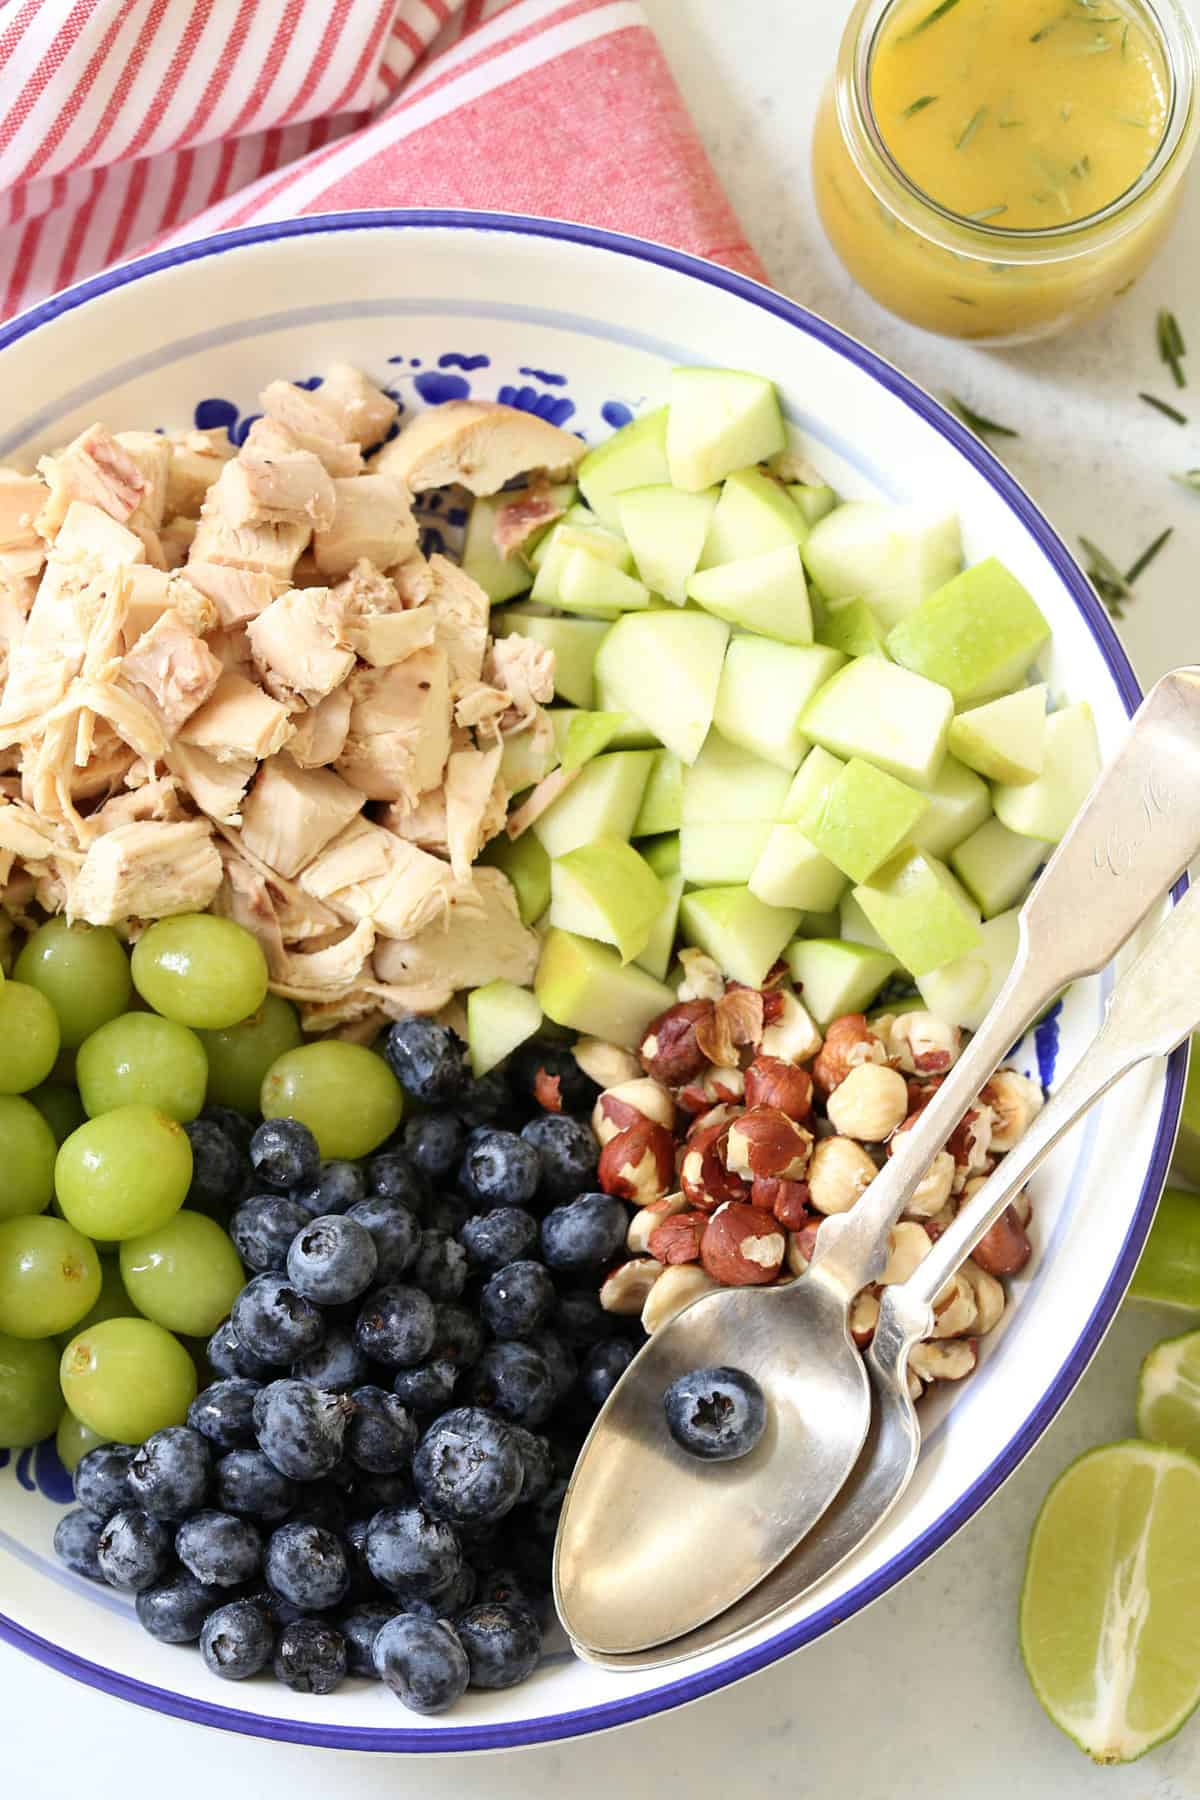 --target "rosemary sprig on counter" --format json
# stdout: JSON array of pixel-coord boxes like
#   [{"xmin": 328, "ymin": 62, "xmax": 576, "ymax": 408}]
[
  {"xmin": 1170, "ymin": 470, "xmax": 1200, "ymax": 493},
  {"xmin": 1157, "ymin": 309, "xmax": 1187, "ymax": 388},
  {"xmin": 1079, "ymin": 527, "xmax": 1173, "ymax": 618},
  {"xmin": 1139, "ymin": 392, "xmax": 1188, "ymax": 425},
  {"xmin": 946, "ymin": 394, "xmax": 1019, "ymax": 438}
]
